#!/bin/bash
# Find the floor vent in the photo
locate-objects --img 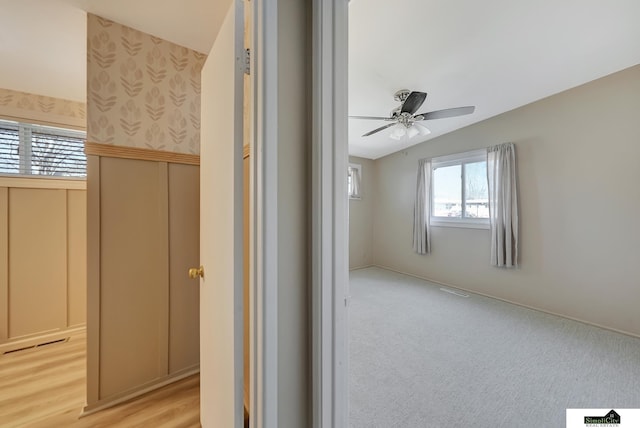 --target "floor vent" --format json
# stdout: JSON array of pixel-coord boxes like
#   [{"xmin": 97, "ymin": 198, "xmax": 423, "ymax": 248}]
[
  {"xmin": 3, "ymin": 337, "xmax": 70, "ymax": 355},
  {"xmin": 36, "ymin": 338, "xmax": 69, "ymax": 348},
  {"xmin": 439, "ymin": 287, "xmax": 469, "ymax": 298}
]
